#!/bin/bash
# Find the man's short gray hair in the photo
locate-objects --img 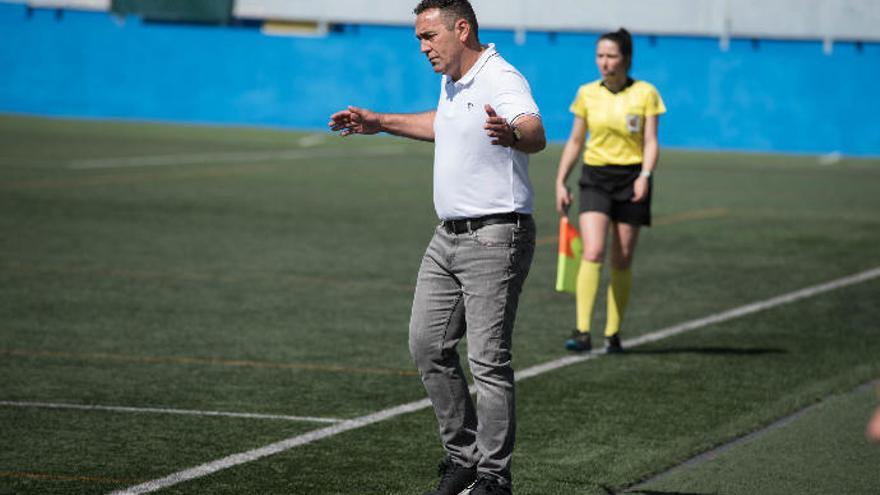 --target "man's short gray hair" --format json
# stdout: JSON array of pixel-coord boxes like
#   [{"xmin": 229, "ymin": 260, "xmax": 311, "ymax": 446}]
[{"xmin": 413, "ymin": 0, "xmax": 479, "ymax": 36}]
